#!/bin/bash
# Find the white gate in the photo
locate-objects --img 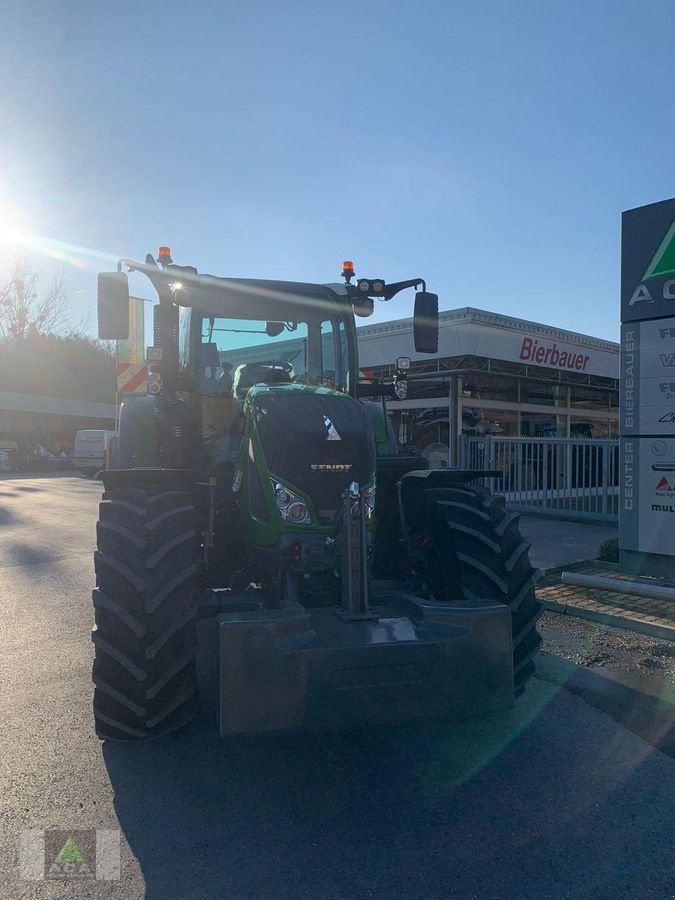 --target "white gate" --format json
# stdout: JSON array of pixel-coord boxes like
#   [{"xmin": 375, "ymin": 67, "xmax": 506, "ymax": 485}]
[{"xmin": 460, "ymin": 436, "xmax": 619, "ymax": 522}]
